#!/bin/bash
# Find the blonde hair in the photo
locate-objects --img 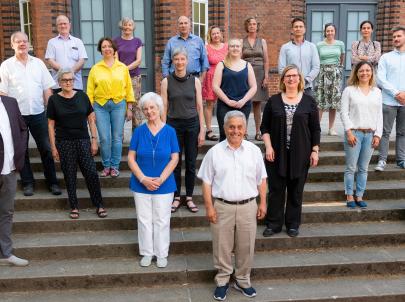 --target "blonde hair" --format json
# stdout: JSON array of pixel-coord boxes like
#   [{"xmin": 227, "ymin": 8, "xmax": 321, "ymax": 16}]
[
  {"xmin": 223, "ymin": 38, "xmax": 242, "ymax": 68},
  {"xmin": 348, "ymin": 61, "xmax": 375, "ymax": 87},
  {"xmin": 206, "ymin": 25, "xmax": 222, "ymax": 44},
  {"xmin": 279, "ymin": 65, "xmax": 305, "ymax": 92}
]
